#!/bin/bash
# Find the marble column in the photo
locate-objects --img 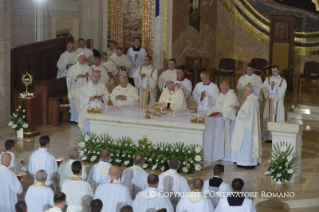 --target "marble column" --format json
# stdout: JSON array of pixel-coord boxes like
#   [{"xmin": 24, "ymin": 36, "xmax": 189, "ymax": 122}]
[{"xmin": 0, "ymin": 0, "xmax": 11, "ymax": 127}]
